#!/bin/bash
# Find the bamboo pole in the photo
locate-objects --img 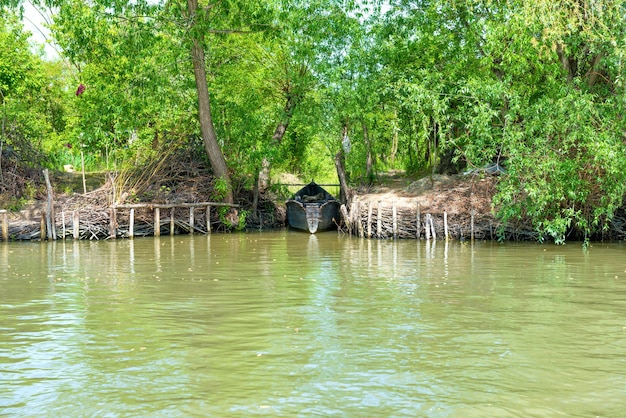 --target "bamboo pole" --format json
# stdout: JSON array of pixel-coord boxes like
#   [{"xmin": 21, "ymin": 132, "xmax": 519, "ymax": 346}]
[
  {"xmin": 444, "ymin": 211, "xmax": 449, "ymax": 240},
  {"xmin": 206, "ymin": 205, "xmax": 211, "ymax": 233},
  {"xmin": 154, "ymin": 207, "xmax": 161, "ymax": 237},
  {"xmin": 189, "ymin": 207, "xmax": 195, "ymax": 235},
  {"xmin": 73, "ymin": 211, "xmax": 80, "ymax": 240},
  {"xmin": 1, "ymin": 210, "xmax": 8, "ymax": 241},
  {"xmin": 129, "ymin": 208, "xmax": 135, "ymax": 239}
]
